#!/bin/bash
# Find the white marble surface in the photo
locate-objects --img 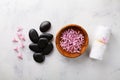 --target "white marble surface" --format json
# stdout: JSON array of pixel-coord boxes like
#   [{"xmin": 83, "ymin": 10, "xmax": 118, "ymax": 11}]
[{"xmin": 0, "ymin": 0, "xmax": 120, "ymax": 80}]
